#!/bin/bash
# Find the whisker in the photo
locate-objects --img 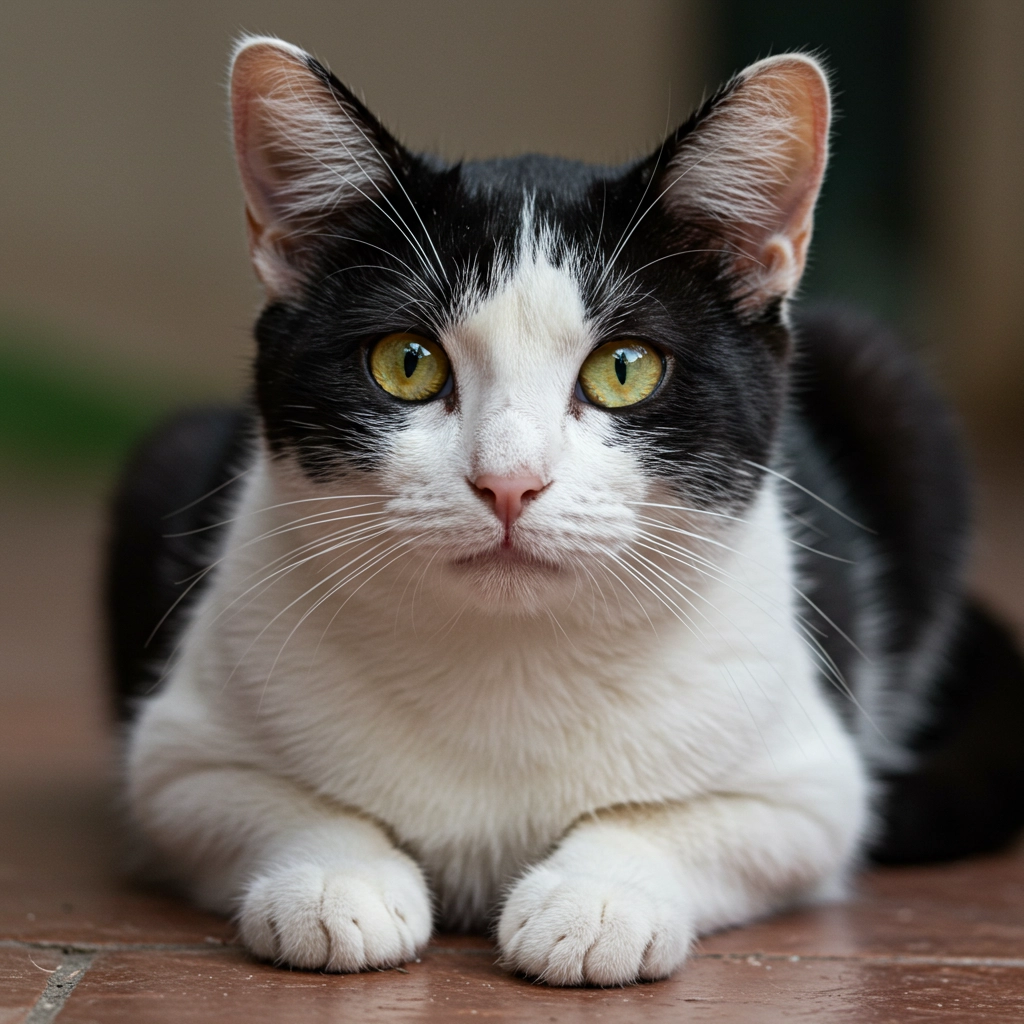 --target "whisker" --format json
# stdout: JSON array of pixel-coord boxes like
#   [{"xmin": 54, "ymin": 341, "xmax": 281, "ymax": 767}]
[
  {"xmin": 597, "ymin": 133, "xmax": 669, "ymax": 289},
  {"xmin": 229, "ymin": 532, "xmax": 403, "ymax": 694},
  {"xmin": 634, "ymin": 516, "xmax": 869, "ymax": 662},
  {"xmin": 218, "ymin": 522, "xmax": 396, "ymax": 622},
  {"xmin": 615, "ymin": 248, "xmax": 728, "ymax": 285},
  {"xmin": 628, "ymin": 500, "xmax": 853, "ymax": 563},
  {"xmin": 140, "ymin": 509, "xmax": 387, "ymax": 649},
  {"xmin": 322, "ymin": 86, "xmax": 450, "ymax": 287},
  {"xmin": 161, "ymin": 461, "xmax": 256, "ymax": 520},
  {"xmin": 279, "ymin": 76, "xmax": 445, "ymax": 291},
  {"xmin": 606, "ymin": 549, "xmax": 779, "ymax": 765},
  {"xmin": 745, "ymin": 460, "xmax": 874, "ymax": 533},
  {"xmin": 627, "ymin": 547, "xmax": 834, "ymax": 753},
  {"xmin": 256, "ymin": 537, "xmax": 420, "ymax": 712},
  {"xmin": 592, "ymin": 558, "xmax": 659, "ymax": 636},
  {"xmin": 315, "ymin": 232, "xmax": 438, "ymax": 293},
  {"xmin": 165, "ymin": 499, "xmax": 390, "ymax": 540},
  {"xmin": 146, "ymin": 520, "xmax": 397, "ymax": 700},
  {"xmin": 597, "ymin": 139, "xmax": 766, "ymax": 290},
  {"xmin": 631, "ymin": 531, "xmax": 882, "ymax": 733}
]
